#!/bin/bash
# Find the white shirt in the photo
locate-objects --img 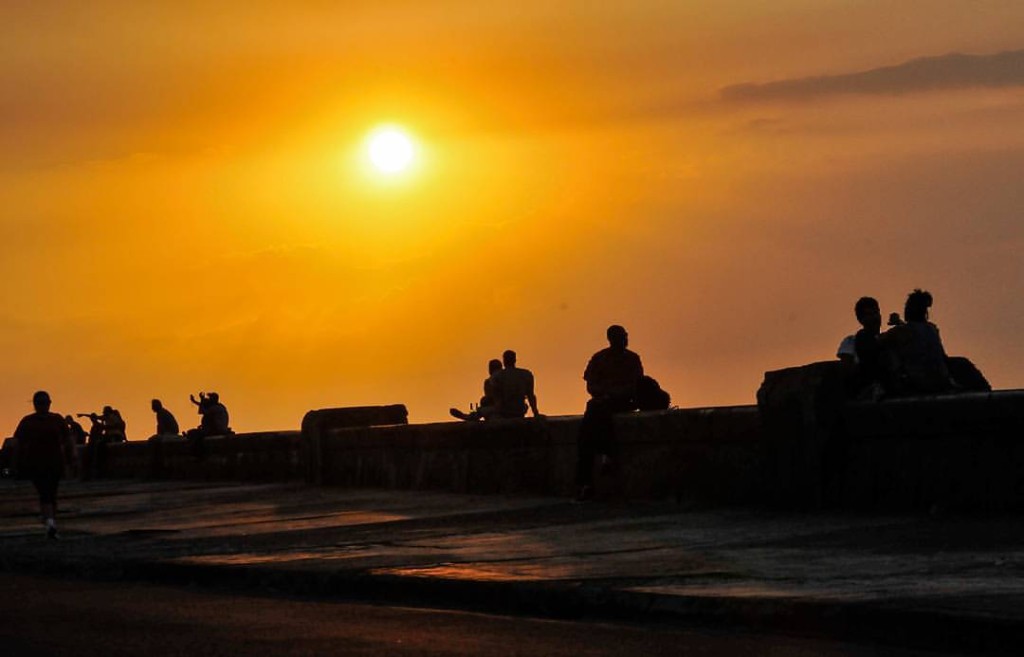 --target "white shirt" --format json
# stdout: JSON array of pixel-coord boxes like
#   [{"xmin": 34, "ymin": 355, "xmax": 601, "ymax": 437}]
[{"xmin": 836, "ymin": 334, "xmax": 858, "ymax": 363}]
